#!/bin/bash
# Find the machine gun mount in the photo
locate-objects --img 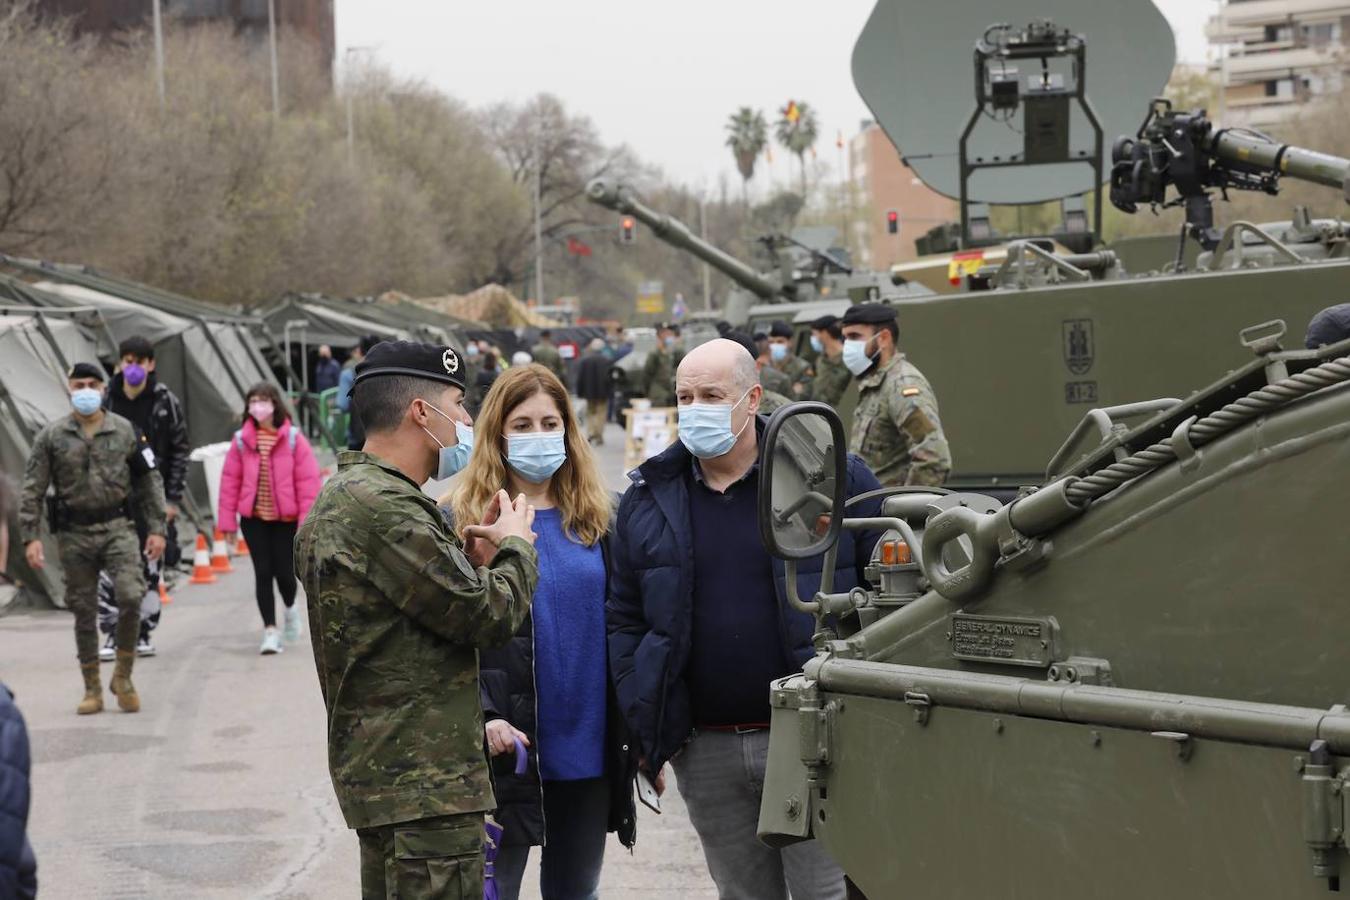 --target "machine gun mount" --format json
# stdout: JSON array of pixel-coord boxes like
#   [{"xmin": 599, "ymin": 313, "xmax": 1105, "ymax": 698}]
[{"xmin": 1110, "ymin": 98, "xmax": 1350, "ymax": 251}]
